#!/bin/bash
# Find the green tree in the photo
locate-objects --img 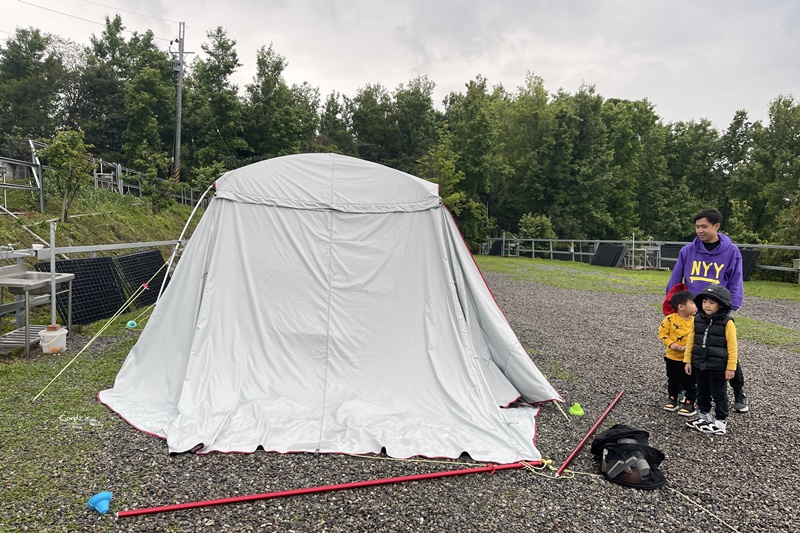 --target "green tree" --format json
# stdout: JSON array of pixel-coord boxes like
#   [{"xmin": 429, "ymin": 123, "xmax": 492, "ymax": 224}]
[
  {"xmin": 126, "ymin": 31, "xmax": 176, "ymax": 156},
  {"xmin": 717, "ymin": 110, "xmax": 755, "ymax": 222},
  {"xmin": 417, "ymin": 124, "xmax": 491, "ymax": 248},
  {"xmin": 77, "ymin": 16, "xmax": 132, "ymax": 161},
  {"xmin": 539, "ymin": 91, "xmax": 578, "ymax": 236},
  {"xmin": 183, "ymin": 27, "xmax": 248, "ymax": 172},
  {"xmin": 600, "ymin": 98, "xmax": 648, "ymax": 237},
  {"xmin": 317, "ymin": 92, "xmax": 356, "ymax": 155},
  {"xmin": 541, "ymin": 85, "xmax": 616, "ymax": 239},
  {"xmin": 772, "ymin": 187, "xmax": 800, "ymax": 246},
  {"xmin": 635, "ymin": 122, "xmax": 694, "ymax": 239},
  {"xmin": 734, "ymin": 95, "xmax": 800, "ymax": 239},
  {"xmin": 725, "ymin": 199, "xmax": 761, "ymax": 244},
  {"xmin": 190, "ymin": 161, "xmax": 226, "ymax": 191},
  {"xmin": 243, "ymin": 44, "xmax": 319, "ymax": 159},
  {"xmin": 444, "ymin": 76, "xmax": 494, "ymax": 200},
  {"xmin": 417, "ymin": 125, "xmax": 467, "ymax": 214},
  {"xmin": 139, "ymin": 153, "xmax": 178, "ymax": 215},
  {"xmin": 0, "ymin": 27, "xmax": 66, "ymax": 137},
  {"xmin": 393, "ymin": 76, "xmax": 439, "ymax": 175},
  {"xmin": 499, "ymin": 73, "xmax": 554, "ymax": 227},
  {"xmin": 72, "ymin": 16, "xmax": 174, "ymax": 164},
  {"xmin": 350, "ymin": 83, "xmax": 400, "ymax": 165},
  {"xmin": 50, "ymin": 37, "xmax": 85, "ymax": 131},
  {"xmin": 445, "ymin": 76, "xmax": 513, "ymax": 236},
  {"xmin": 665, "ymin": 119, "xmax": 723, "ymax": 211},
  {"xmin": 122, "ymin": 67, "xmax": 173, "ymax": 167},
  {"xmin": 39, "ymin": 130, "xmax": 94, "ymax": 221}
]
